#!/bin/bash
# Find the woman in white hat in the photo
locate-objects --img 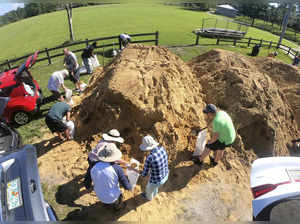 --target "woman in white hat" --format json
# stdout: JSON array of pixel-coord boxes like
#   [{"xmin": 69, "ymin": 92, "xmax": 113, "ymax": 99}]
[
  {"xmin": 84, "ymin": 129, "xmax": 126, "ymax": 190},
  {"xmin": 138, "ymin": 135, "xmax": 169, "ymax": 200},
  {"xmin": 90, "ymin": 143, "xmax": 132, "ymax": 211}
]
